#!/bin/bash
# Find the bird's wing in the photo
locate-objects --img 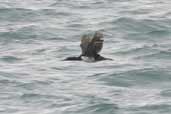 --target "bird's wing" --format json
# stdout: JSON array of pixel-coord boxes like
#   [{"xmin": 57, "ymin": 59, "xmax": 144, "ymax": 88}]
[
  {"xmin": 80, "ymin": 34, "xmax": 91, "ymax": 56},
  {"xmin": 91, "ymin": 31, "xmax": 104, "ymax": 53}
]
